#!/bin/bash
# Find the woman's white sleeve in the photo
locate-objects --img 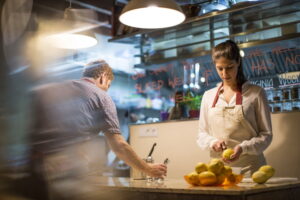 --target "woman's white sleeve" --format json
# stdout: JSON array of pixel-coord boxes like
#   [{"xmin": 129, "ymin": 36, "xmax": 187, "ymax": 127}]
[
  {"xmin": 239, "ymin": 89, "xmax": 273, "ymax": 155},
  {"xmin": 197, "ymin": 92, "xmax": 218, "ymax": 150}
]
